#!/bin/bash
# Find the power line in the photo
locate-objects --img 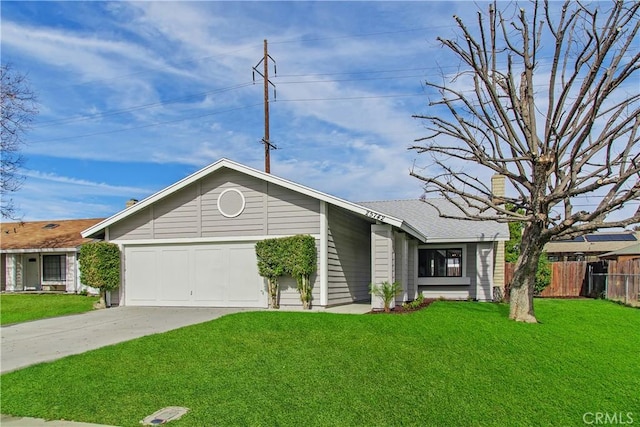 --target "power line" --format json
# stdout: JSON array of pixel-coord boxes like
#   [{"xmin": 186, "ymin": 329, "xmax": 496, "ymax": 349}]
[
  {"xmin": 28, "ymin": 91, "xmax": 427, "ymax": 144},
  {"xmin": 276, "ymin": 74, "xmax": 428, "ymax": 85},
  {"xmin": 29, "ymin": 102, "xmax": 263, "ymax": 144},
  {"xmin": 275, "ymin": 66, "xmax": 454, "ymax": 78},
  {"xmin": 34, "ymin": 68, "xmax": 432, "ymax": 130},
  {"xmin": 34, "ymin": 82, "xmax": 255, "ymax": 128},
  {"xmin": 47, "ymin": 25, "xmax": 455, "ymax": 90},
  {"xmin": 276, "ymin": 93, "xmax": 424, "ymax": 102}
]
